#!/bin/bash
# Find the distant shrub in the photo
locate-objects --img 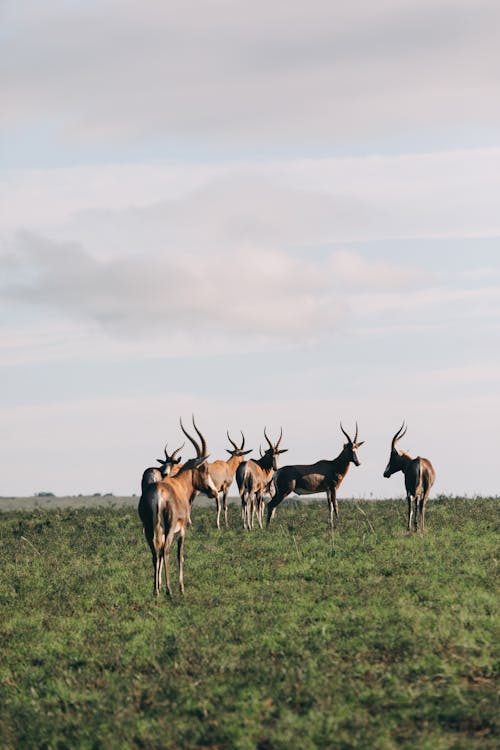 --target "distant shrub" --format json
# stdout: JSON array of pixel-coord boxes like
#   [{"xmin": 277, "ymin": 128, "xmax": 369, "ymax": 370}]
[{"xmin": 35, "ymin": 491, "xmax": 55, "ymax": 497}]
